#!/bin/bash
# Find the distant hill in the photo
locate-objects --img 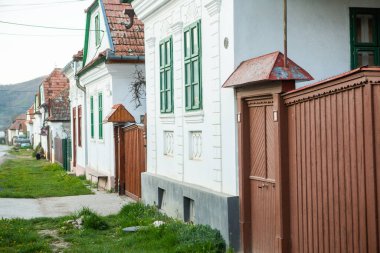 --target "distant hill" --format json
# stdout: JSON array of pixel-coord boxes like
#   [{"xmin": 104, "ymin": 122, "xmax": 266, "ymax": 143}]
[{"xmin": 0, "ymin": 76, "xmax": 46, "ymax": 130}]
